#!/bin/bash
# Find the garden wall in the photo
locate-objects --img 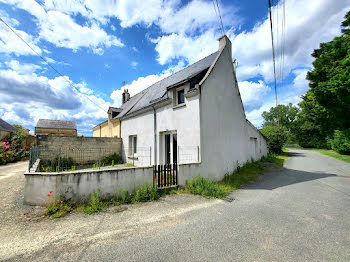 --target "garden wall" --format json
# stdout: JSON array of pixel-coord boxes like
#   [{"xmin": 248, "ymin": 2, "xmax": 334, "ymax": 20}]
[
  {"xmin": 36, "ymin": 135, "xmax": 122, "ymax": 164},
  {"xmin": 24, "ymin": 166, "xmax": 153, "ymax": 206}
]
